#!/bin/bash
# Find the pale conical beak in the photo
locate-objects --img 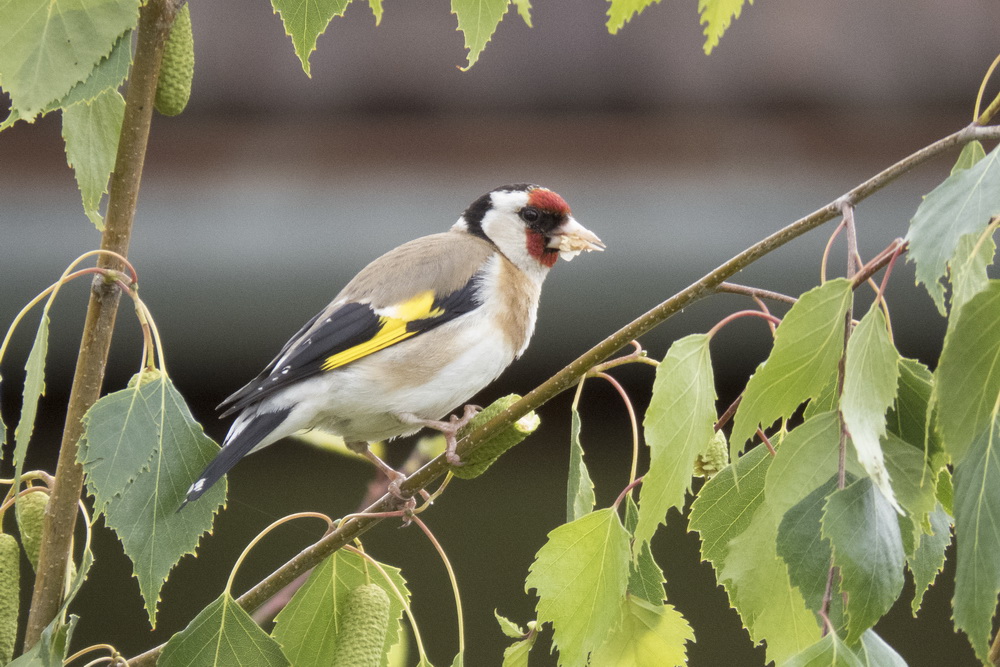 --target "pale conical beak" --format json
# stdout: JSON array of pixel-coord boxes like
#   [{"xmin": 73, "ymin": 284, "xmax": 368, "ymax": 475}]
[{"xmin": 547, "ymin": 217, "xmax": 606, "ymax": 261}]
